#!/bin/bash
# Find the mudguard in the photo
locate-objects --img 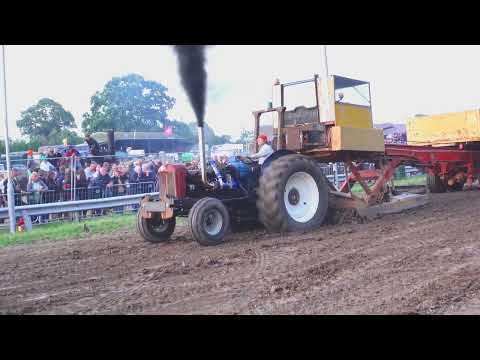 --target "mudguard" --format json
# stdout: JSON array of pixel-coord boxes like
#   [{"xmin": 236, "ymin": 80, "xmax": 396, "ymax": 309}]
[{"xmin": 261, "ymin": 150, "xmax": 296, "ymax": 170}]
